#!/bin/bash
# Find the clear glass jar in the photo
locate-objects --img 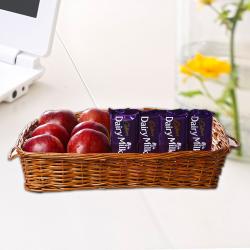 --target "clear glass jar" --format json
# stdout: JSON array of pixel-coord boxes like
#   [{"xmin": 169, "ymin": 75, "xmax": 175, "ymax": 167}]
[{"xmin": 176, "ymin": 0, "xmax": 250, "ymax": 162}]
